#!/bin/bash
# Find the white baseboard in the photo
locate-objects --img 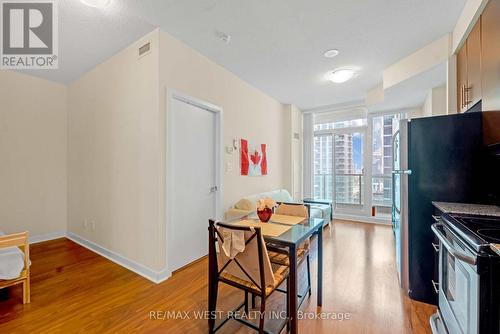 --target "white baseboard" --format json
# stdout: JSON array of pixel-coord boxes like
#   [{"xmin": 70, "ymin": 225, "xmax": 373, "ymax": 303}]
[
  {"xmin": 334, "ymin": 213, "xmax": 391, "ymax": 225},
  {"xmin": 30, "ymin": 230, "xmax": 66, "ymax": 244},
  {"xmin": 66, "ymin": 232, "xmax": 170, "ymax": 284}
]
